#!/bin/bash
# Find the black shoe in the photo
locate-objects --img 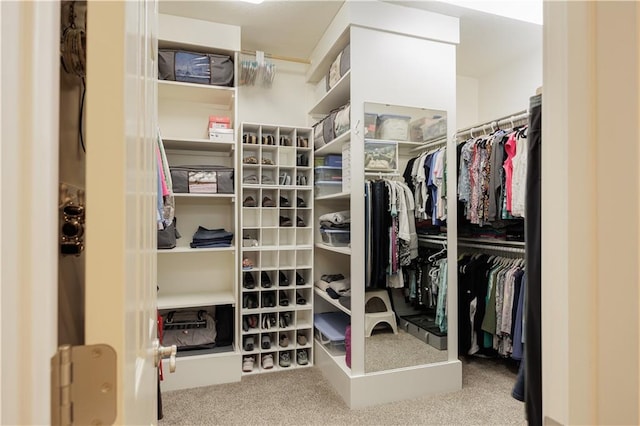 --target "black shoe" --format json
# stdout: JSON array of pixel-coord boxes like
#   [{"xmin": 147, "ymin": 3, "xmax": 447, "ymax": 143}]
[
  {"xmin": 279, "ymin": 271, "xmax": 290, "ymax": 286},
  {"xmin": 296, "ymin": 272, "xmax": 306, "ymax": 285},
  {"xmin": 296, "ymin": 292, "xmax": 306, "ymax": 305},
  {"xmin": 243, "ymin": 272, "xmax": 255, "ymax": 289},
  {"xmin": 296, "ymin": 197, "xmax": 306, "ymax": 207},
  {"xmin": 279, "ymin": 291, "xmax": 289, "ymax": 306},
  {"xmin": 242, "ymin": 316, "xmax": 249, "ymax": 332},
  {"xmin": 279, "ymin": 196, "xmax": 291, "ymax": 207},
  {"xmin": 261, "ymin": 272, "xmax": 272, "ymax": 288},
  {"xmin": 246, "ymin": 294, "xmax": 258, "ymax": 309}
]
